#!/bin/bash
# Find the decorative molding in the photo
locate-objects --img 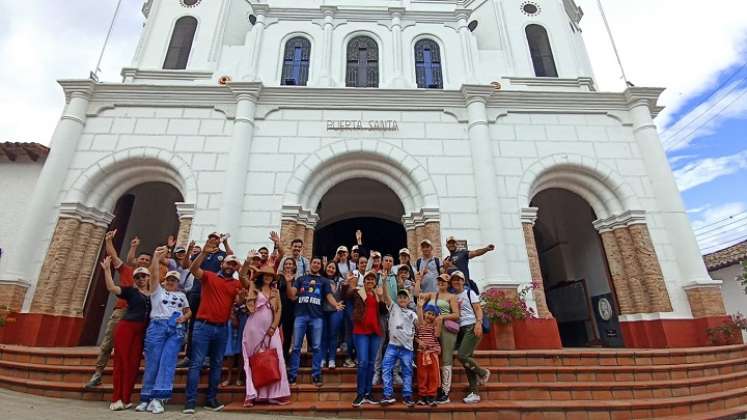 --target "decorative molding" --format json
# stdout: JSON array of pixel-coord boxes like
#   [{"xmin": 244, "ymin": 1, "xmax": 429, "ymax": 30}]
[
  {"xmin": 624, "ymin": 87, "xmax": 666, "ymax": 118},
  {"xmin": 593, "ymin": 210, "xmax": 648, "ymax": 233},
  {"xmin": 59, "ymin": 79, "xmax": 97, "ymax": 103},
  {"xmin": 82, "ymin": 82, "xmax": 669, "ymax": 118},
  {"xmin": 520, "ymin": 207, "xmax": 539, "ymax": 225},
  {"xmin": 245, "ymin": 5, "xmax": 475, "ymax": 25},
  {"xmin": 682, "ymin": 281, "xmax": 724, "ymax": 290},
  {"xmin": 120, "ymin": 68, "xmax": 214, "ymax": 82},
  {"xmin": 228, "ymin": 81, "xmax": 263, "ymax": 102},
  {"xmin": 176, "ymin": 202, "xmax": 196, "ymax": 220},
  {"xmin": 506, "ymin": 77, "xmax": 595, "ymax": 91},
  {"xmin": 58, "ymin": 202, "xmax": 115, "ymax": 227}
]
